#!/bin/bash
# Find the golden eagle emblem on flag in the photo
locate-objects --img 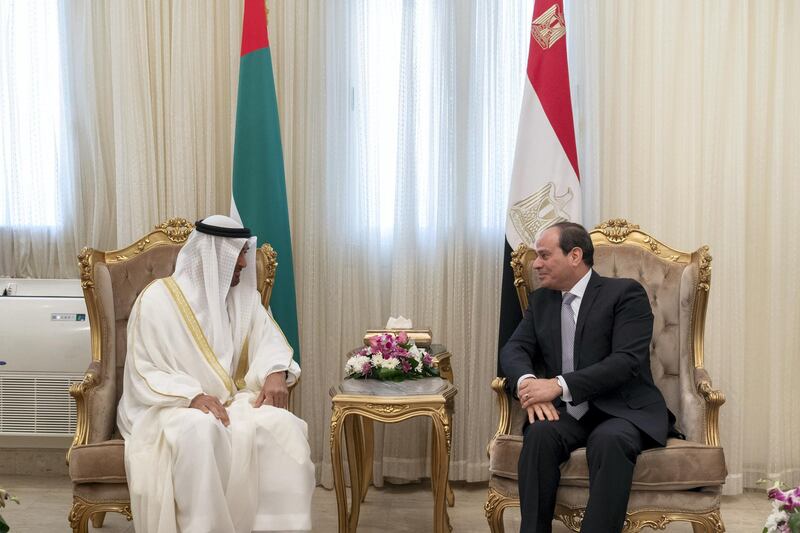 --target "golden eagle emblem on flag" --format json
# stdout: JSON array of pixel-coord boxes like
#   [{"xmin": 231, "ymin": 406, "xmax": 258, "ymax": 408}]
[
  {"xmin": 509, "ymin": 182, "xmax": 574, "ymax": 246},
  {"xmin": 531, "ymin": 4, "xmax": 566, "ymax": 50}
]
